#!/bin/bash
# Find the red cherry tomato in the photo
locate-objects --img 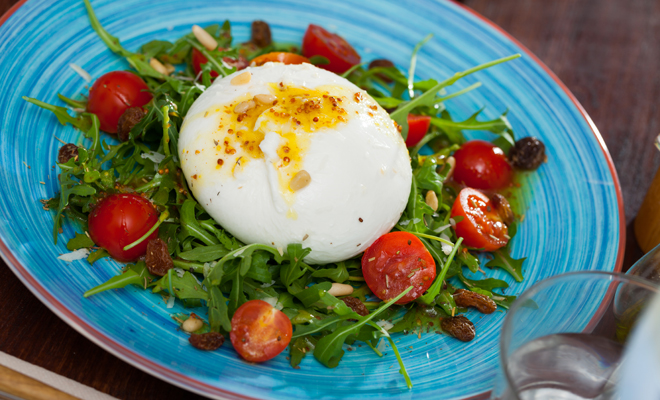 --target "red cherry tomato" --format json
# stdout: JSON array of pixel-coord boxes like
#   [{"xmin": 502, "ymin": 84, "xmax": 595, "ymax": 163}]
[
  {"xmin": 230, "ymin": 300, "xmax": 292, "ymax": 363},
  {"xmin": 405, "ymin": 114, "xmax": 431, "ymax": 147},
  {"xmin": 191, "ymin": 47, "xmax": 219, "ymax": 78},
  {"xmin": 452, "ymin": 140, "xmax": 513, "ymax": 190},
  {"xmin": 361, "ymin": 232, "xmax": 436, "ymax": 304},
  {"xmin": 250, "ymin": 52, "xmax": 310, "ymax": 67},
  {"xmin": 87, "ymin": 71, "xmax": 152, "ymax": 134},
  {"xmin": 450, "ymin": 188, "xmax": 509, "ymax": 251},
  {"xmin": 88, "ymin": 193, "xmax": 159, "ymax": 262},
  {"xmin": 302, "ymin": 24, "xmax": 360, "ymax": 74}
]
